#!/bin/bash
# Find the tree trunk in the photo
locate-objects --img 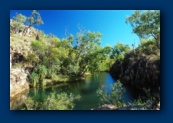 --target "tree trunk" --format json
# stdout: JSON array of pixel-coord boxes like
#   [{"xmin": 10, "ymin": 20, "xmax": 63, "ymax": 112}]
[
  {"xmin": 155, "ymin": 39, "xmax": 160, "ymax": 49},
  {"xmin": 23, "ymin": 26, "xmax": 31, "ymax": 36},
  {"xmin": 152, "ymin": 33, "xmax": 160, "ymax": 49}
]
